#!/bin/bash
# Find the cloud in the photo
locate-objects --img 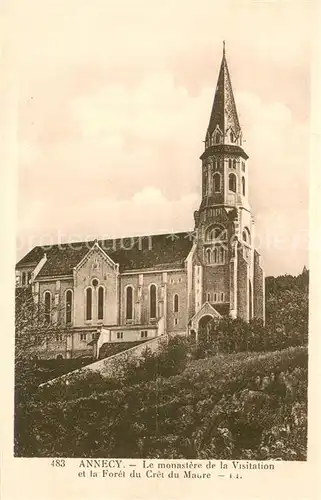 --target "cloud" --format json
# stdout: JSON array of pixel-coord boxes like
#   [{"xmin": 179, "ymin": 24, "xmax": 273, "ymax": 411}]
[{"xmin": 15, "ymin": 0, "xmax": 312, "ymax": 275}]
